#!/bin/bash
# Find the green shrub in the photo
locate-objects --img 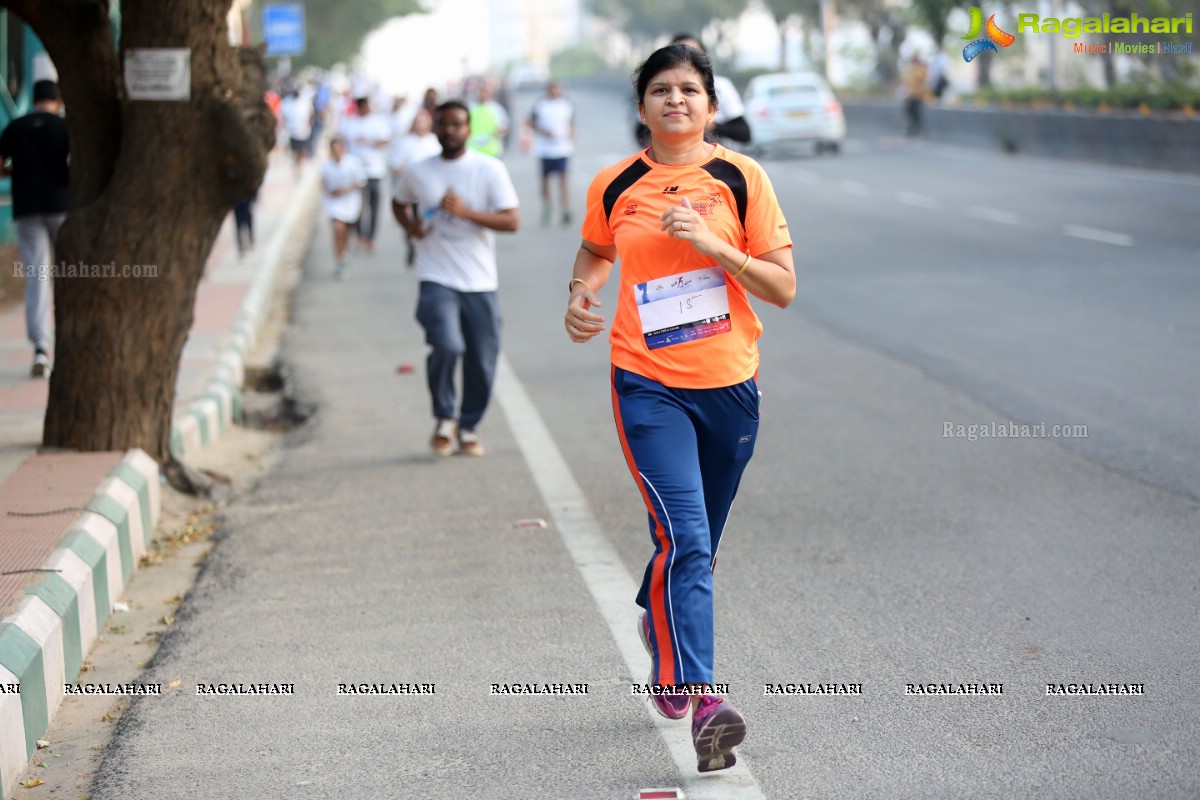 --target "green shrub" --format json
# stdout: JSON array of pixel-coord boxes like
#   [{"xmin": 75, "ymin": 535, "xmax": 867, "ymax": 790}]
[{"xmin": 969, "ymin": 81, "xmax": 1200, "ymax": 111}]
